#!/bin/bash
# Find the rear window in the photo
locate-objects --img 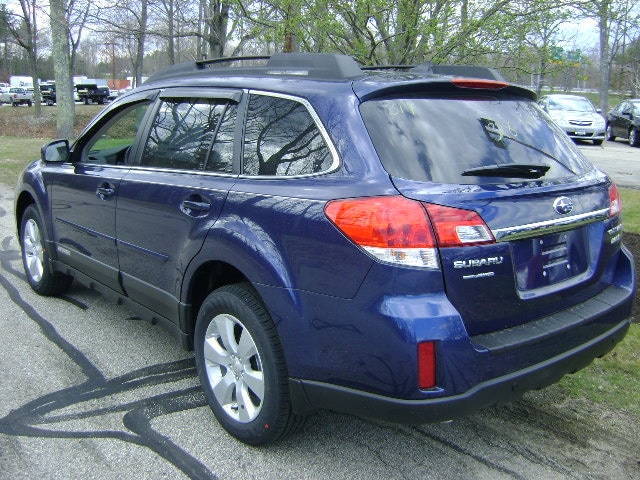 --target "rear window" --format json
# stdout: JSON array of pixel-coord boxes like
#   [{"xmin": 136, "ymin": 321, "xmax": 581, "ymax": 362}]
[{"xmin": 360, "ymin": 94, "xmax": 593, "ymax": 184}]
